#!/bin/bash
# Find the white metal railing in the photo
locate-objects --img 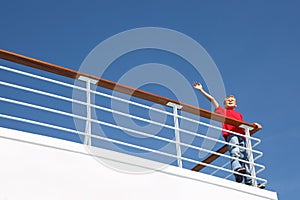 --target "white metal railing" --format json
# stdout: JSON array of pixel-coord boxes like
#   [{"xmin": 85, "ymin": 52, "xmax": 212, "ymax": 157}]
[{"xmin": 0, "ymin": 64, "xmax": 267, "ymax": 187}]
